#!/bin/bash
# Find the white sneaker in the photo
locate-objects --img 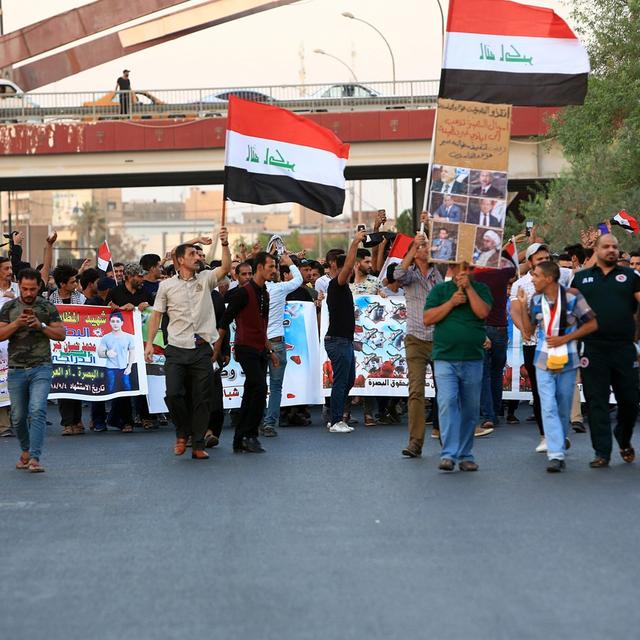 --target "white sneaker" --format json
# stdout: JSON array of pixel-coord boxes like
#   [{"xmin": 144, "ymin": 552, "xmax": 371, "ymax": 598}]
[
  {"xmin": 329, "ymin": 421, "xmax": 352, "ymax": 433},
  {"xmin": 535, "ymin": 437, "xmax": 547, "ymax": 453}
]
